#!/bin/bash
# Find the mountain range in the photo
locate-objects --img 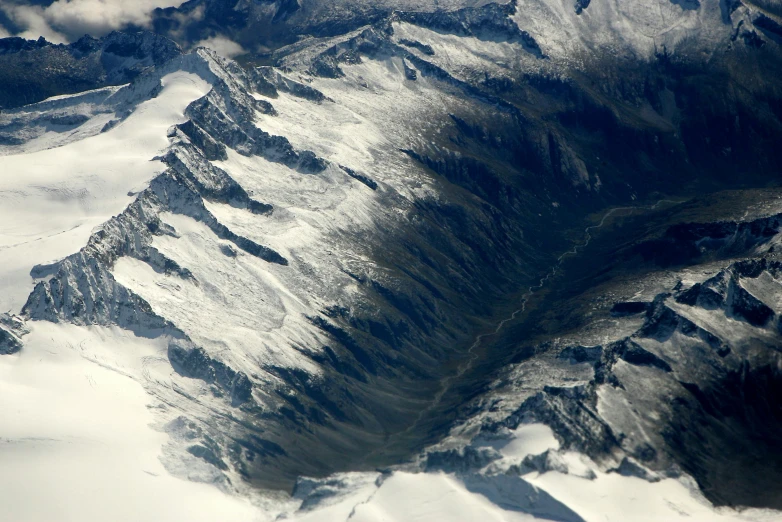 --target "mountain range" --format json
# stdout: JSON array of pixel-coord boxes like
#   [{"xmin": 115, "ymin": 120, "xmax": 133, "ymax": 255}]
[{"xmin": 1, "ymin": 1, "xmax": 782, "ymax": 520}]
